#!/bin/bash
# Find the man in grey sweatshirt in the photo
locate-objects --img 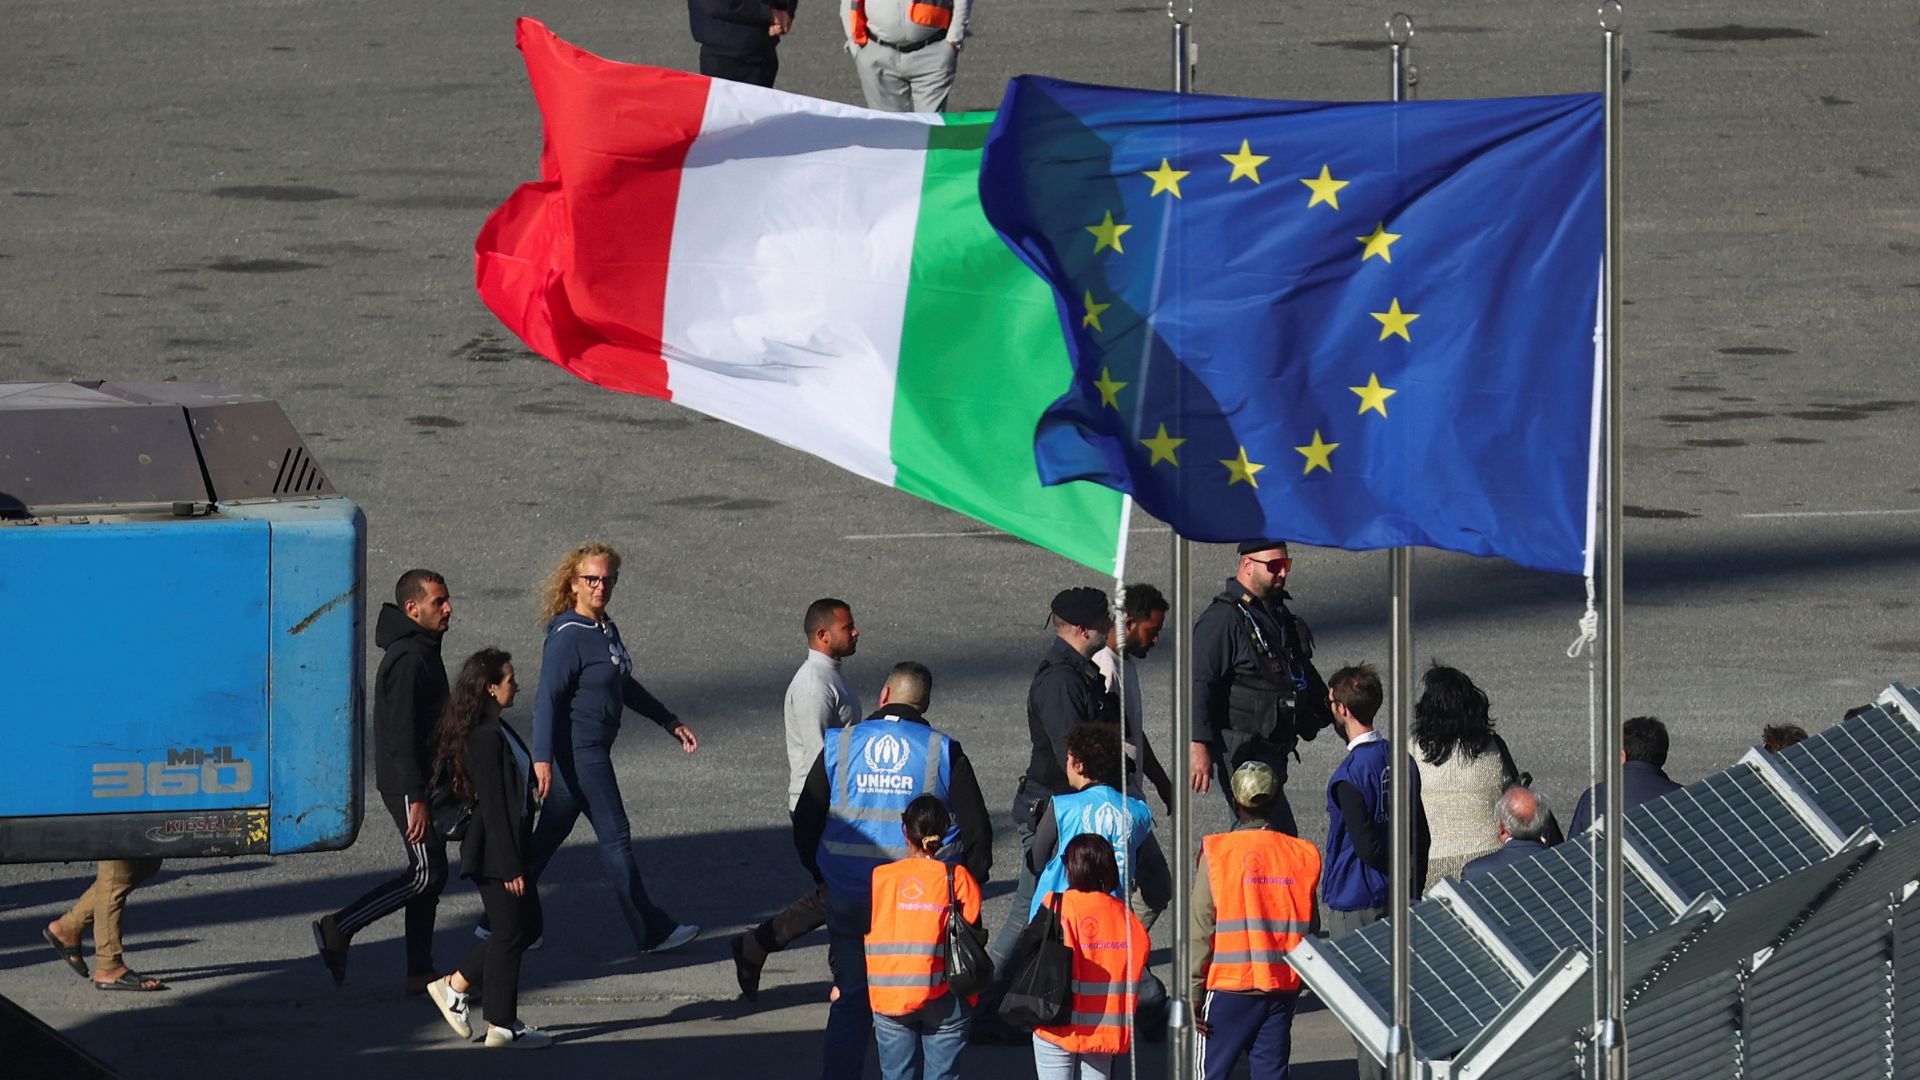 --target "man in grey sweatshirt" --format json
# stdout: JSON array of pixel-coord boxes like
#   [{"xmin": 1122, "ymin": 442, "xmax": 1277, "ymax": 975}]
[
  {"xmin": 734, "ymin": 598, "xmax": 863, "ymax": 999},
  {"xmin": 842, "ymin": 0, "xmax": 974, "ymax": 112}
]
